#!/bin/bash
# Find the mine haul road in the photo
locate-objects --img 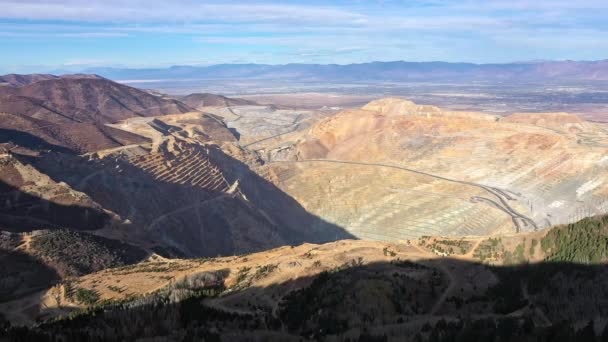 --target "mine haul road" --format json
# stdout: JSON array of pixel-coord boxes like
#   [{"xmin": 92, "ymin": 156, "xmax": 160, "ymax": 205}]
[{"xmin": 271, "ymin": 159, "xmax": 537, "ymax": 233}]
